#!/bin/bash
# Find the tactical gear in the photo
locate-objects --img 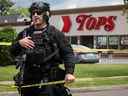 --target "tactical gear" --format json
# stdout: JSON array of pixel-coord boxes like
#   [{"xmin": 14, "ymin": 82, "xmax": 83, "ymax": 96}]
[
  {"xmin": 20, "ymin": 67, "xmax": 72, "ymax": 96},
  {"xmin": 10, "ymin": 25, "xmax": 75, "ymax": 96},
  {"xmin": 25, "ymin": 26, "xmax": 62, "ymax": 67},
  {"xmin": 29, "ymin": 1, "xmax": 50, "ymax": 13},
  {"xmin": 13, "ymin": 54, "xmax": 26, "ymax": 94},
  {"xmin": 14, "ymin": 25, "xmax": 61, "ymax": 80},
  {"xmin": 13, "ymin": 26, "xmax": 63, "ymax": 96},
  {"xmin": 10, "ymin": 25, "xmax": 74, "ymax": 74},
  {"xmin": 29, "ymin": 1, "xmax": 51, "ymax": 24}
]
